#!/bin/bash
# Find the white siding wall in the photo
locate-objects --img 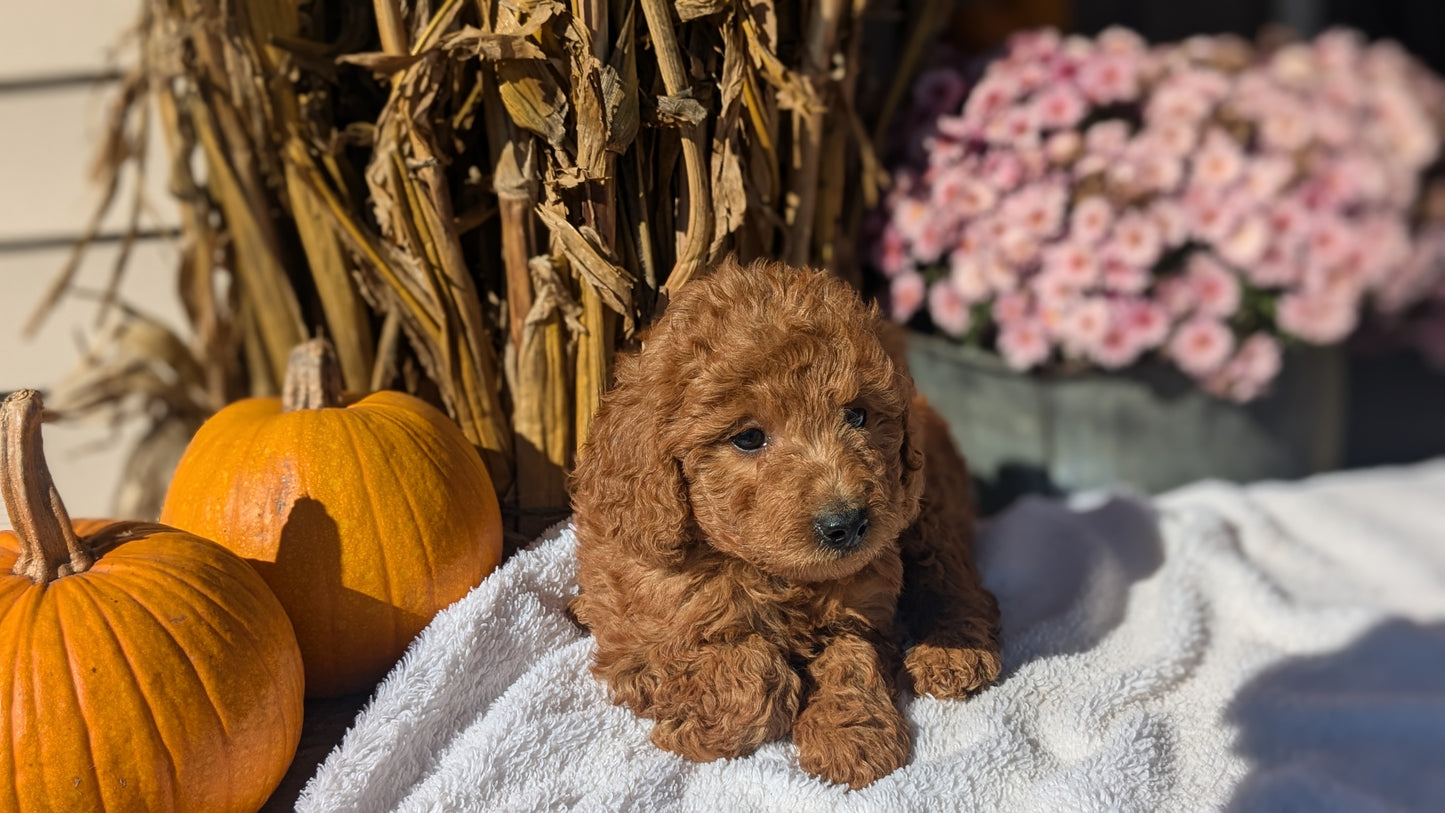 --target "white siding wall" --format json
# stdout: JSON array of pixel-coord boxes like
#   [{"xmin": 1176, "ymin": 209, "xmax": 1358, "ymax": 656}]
[{"xmin": 0, "ymin": 3, "xmax": 186, "ymax": 527}]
